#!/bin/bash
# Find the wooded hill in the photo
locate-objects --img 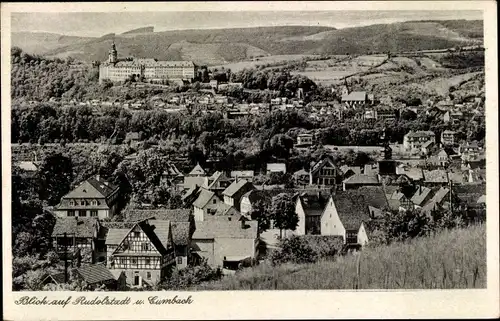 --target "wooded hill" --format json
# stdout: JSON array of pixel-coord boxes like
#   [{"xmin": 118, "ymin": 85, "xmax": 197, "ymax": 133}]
[{"xmin": 12, "ymin": 20, "xmax": 483, "ymax": 65}]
